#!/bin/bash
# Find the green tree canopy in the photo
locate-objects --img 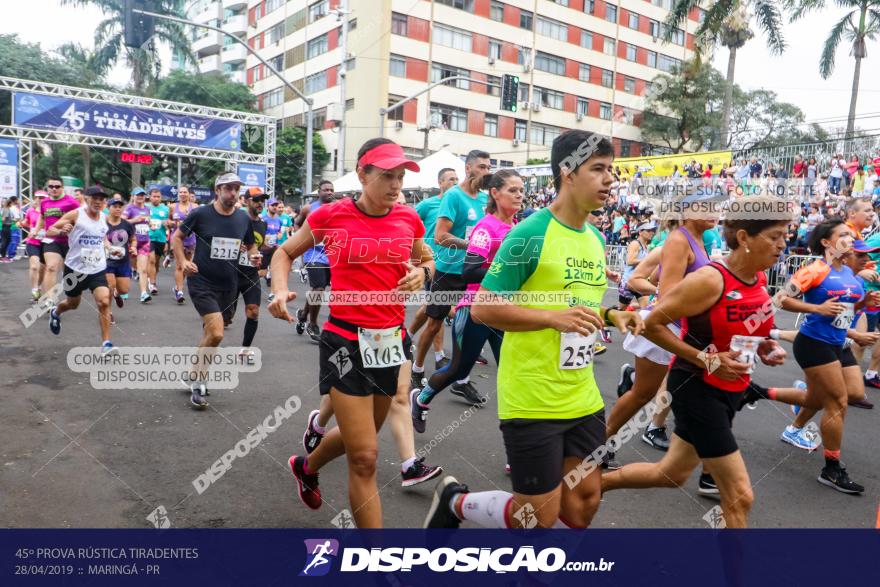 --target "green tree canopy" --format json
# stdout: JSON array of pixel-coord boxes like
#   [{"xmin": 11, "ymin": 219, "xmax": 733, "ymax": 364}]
[{"xmin": 276, "ymin": 127, "xmax": 330, "ymax": 196}]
